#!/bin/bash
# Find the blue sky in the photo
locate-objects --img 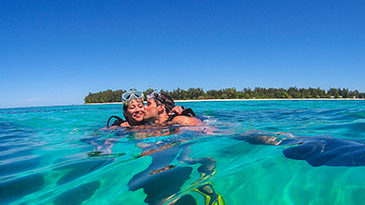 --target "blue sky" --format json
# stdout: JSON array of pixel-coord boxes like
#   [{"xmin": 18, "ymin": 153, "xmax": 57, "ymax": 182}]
[{"xmin": 1, "ymin": 0, "xmax": 364, "ymax": 108}]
